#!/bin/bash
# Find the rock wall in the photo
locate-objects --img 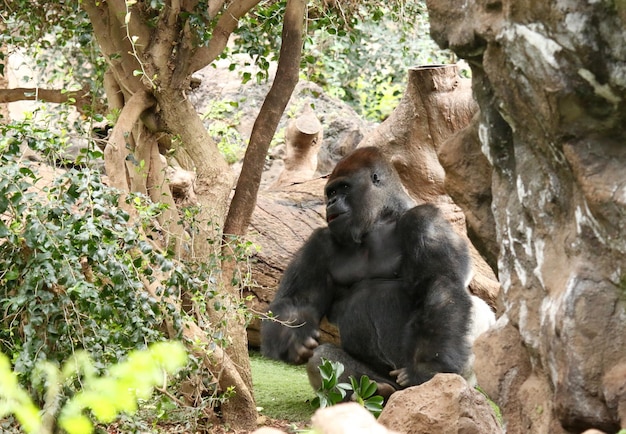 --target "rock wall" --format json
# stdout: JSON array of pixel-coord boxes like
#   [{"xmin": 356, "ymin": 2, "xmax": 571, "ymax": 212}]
[{"xmin": 426, "ymin": 0, "xmax": 626, "ymax": 432}]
